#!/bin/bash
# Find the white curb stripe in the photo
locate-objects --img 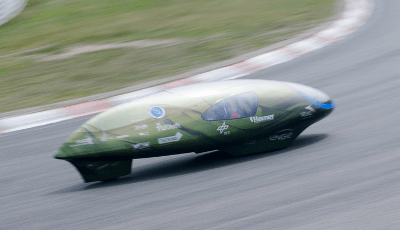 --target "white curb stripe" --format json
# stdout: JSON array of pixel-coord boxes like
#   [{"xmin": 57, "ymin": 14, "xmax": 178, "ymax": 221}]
[
  {"xmin": 0, "ymin": 0, "xmax": 27, "ymax": 26},
  {"xmin": 0, "ymin": 0, "xmax": 374, "ymax": 134}
]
